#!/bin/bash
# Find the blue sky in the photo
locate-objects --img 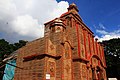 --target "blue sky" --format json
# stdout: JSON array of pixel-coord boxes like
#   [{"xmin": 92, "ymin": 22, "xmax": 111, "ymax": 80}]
[
  {"xmin": 0, "ymin": 0, "xmax": 120, "ymax": 42},
  {"xmin": 57, "ymin": 0, "xmax": 120, "ymax": 41}
]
